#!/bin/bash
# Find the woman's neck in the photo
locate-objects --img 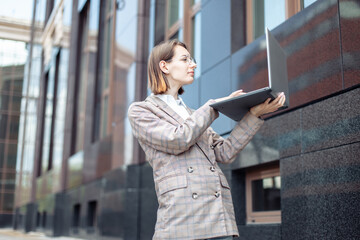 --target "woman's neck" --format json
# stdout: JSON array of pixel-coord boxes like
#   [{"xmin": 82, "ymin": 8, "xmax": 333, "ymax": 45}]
[{"xmin": 165, "ymin": 85, "xmax": 180, "ymax": 99}]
